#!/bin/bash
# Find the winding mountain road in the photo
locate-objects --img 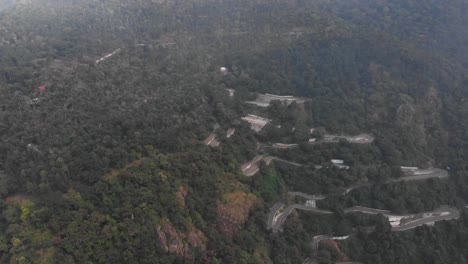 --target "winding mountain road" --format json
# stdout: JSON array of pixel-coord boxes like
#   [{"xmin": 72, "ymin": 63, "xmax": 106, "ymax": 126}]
[
  {"xmin": 241, "ymin": 155, "xmax": 268, "ymax": 176},
  {"xmin": 203, "ymin": 133, "xmax": 220, "ymax": 147},
  {"xmin": 342, "ymin": 167, "xmax": 449, "ymax": 194},
  {"xmin": 320, "ymin": 134, "xmax": 375, "ymax": 144},
  {"xmin": 246, "ymin": 93, "xmax": 307, "ymax": 107},
  {"xmin": 262, "ymin": 159, "xmax": 454, "ymax": 232},
  {"xmin": 280, "ymin": 202, "xmax": 459, "ymax": 263},
  {"xmin": 241, "ymin": 155, "xmax": 305, "ymax": 176},
  {"xmin": 238, "ymin": 93, "xmax": 454, "ymax": 262},
  {"xmin": 265, "ymin": 133, "xmax": 374, "ymax": 149},
  {"xmin": 267, "ymin": 203, "xmax": 284, "ymax": 230},
  {"xmin": 389, "ymin": 168, "xmax": 448, "ymax": 182},
  {"xmin": 289, "ymin": 192, "xmax": 326, "ymax": 201},
  {"xmin": 269, "ymin": 201, "xmax": 459, "ymax": 233},
  {"xmin": 391, "ymin": 206, "xmax": 459, "ymax": 231},
  {"xmin": 270, "ymin": 204, "xmax": 333, "ymax": 232}
]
